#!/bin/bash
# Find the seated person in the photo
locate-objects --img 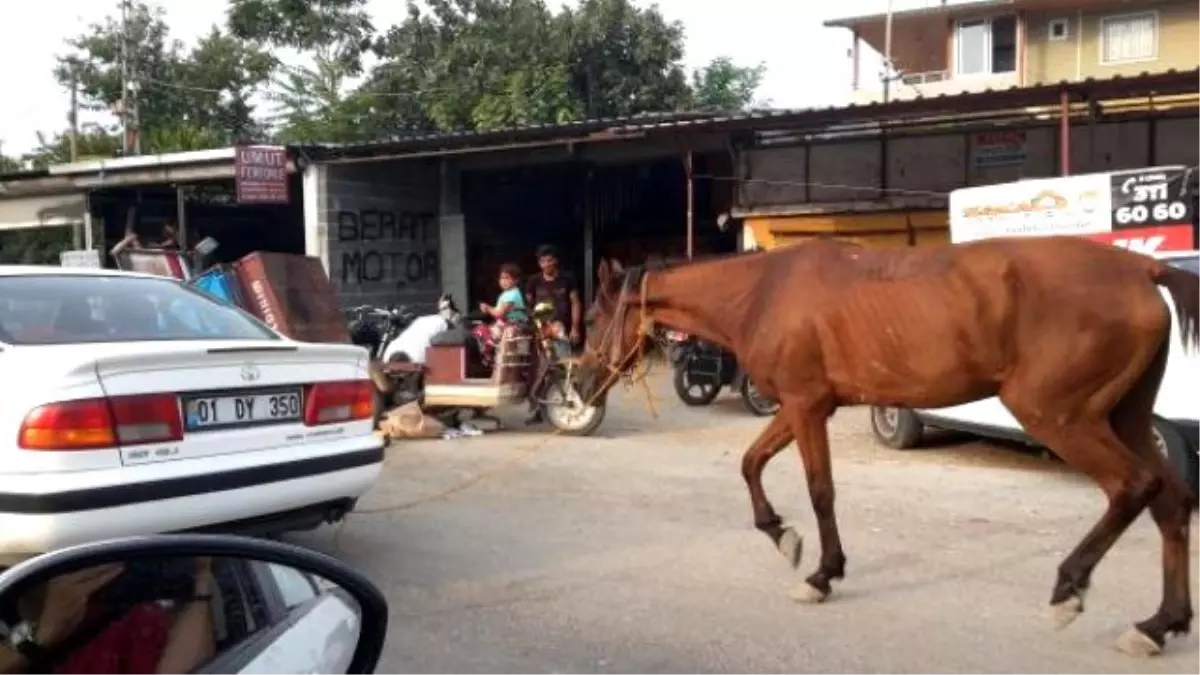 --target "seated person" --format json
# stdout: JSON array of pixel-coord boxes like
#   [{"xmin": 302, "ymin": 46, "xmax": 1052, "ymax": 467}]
[
  {"xmin": 477, "ymin": 263, "xmax": 528, "ymax": 347},
  {"xmin": 0, "ymin": 558, "xmax": 216, "ymax": 674}
]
